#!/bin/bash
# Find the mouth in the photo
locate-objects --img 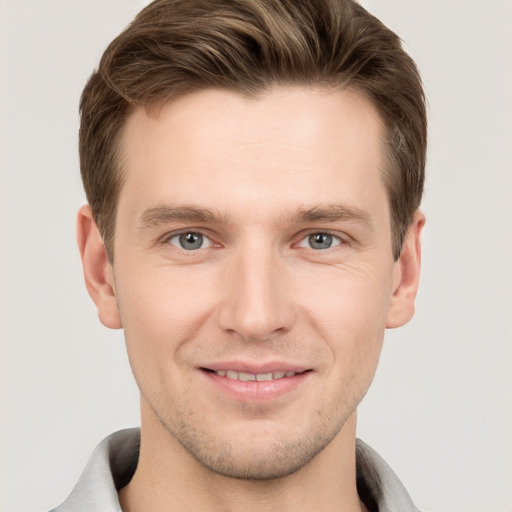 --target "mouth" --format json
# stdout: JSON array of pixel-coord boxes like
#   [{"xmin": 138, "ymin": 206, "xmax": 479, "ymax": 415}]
[
  {"xmin": 199, "ymin": 365, "xmax": 312, "ymax": 402},
  {"xmin": 201, "ymin": 368, "xmax": 309, "ymax": 382}
]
